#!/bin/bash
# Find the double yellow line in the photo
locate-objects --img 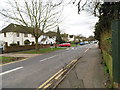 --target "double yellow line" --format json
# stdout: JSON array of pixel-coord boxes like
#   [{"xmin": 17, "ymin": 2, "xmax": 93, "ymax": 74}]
[
  {"xmin": 37, "ymin": 59, "xmax": 77, "ymax": 89},
  {"xmin": 37, "ymin": 68, "xmax": 63, "ymax": 89}
]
